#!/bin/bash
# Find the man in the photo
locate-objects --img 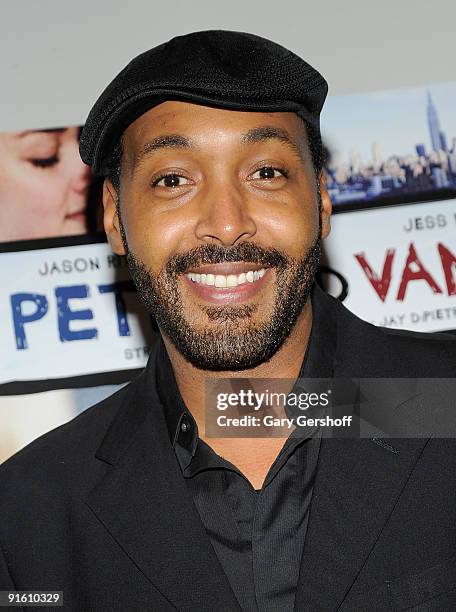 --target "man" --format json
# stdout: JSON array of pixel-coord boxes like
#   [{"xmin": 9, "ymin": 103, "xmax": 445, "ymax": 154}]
[{"xmin": 1, "ymin": 30, "xmax": 456, "ymax": 612}]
